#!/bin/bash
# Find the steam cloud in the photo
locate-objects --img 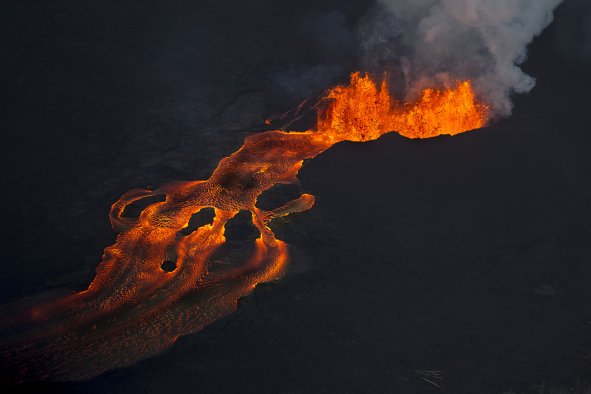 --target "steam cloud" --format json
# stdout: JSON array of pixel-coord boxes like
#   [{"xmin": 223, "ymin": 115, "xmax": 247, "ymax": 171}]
[{"xmin": 360, "ymin": 0, "xmax": 563, "ymax": 117}]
